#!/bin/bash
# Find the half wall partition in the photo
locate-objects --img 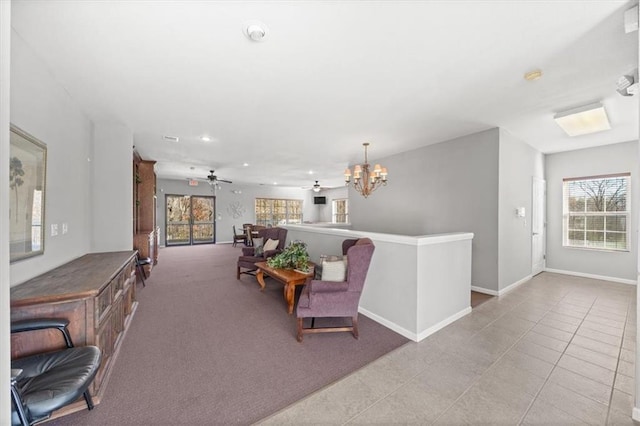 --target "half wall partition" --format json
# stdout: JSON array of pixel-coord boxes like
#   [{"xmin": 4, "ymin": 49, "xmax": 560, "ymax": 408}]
[{"xmin": 284, "ymin": 224, "xmax": 474, "ymax": 342}]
